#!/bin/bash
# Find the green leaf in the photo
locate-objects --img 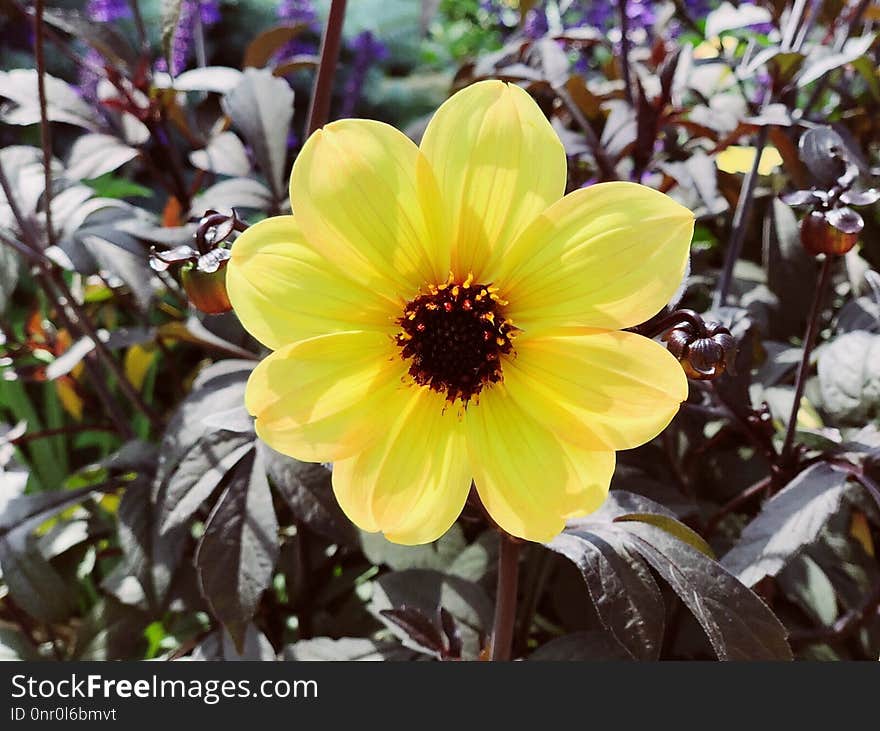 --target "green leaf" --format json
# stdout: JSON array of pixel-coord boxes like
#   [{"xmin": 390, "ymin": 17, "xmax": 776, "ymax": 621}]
[
  {"xmin": 721, "ymin": 463, "xmax": 851, "ymax": 586},
  {"xmin": 84, "ymin": 173, "xmax": 152, "ymax": 200}
]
